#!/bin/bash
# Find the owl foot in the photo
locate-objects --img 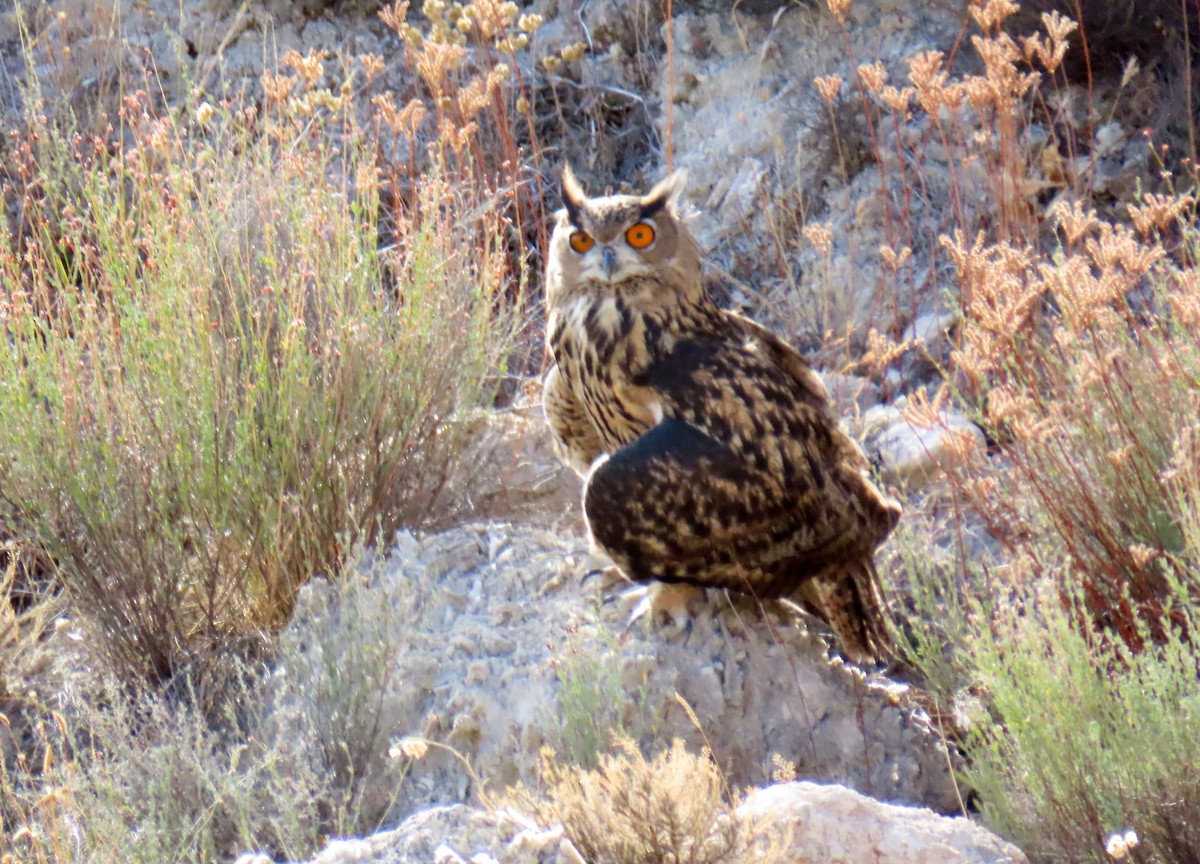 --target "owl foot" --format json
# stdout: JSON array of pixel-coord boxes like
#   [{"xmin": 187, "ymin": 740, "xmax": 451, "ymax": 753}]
[
  {"xmin": 621, "ymin": 582, "xmax": 703, "ymax": 635},
  {"xmin": 580, "ymin": 548, "xmax": 627, "ymax": 592}
]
